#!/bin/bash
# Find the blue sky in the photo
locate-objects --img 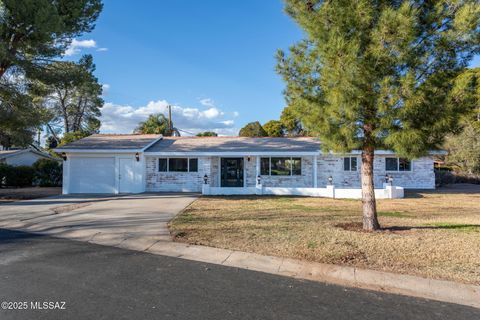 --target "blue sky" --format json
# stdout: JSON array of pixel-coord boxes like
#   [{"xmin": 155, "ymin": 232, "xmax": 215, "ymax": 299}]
[
  {"xmin": 65, "ymin": 0, "xmax": 303, "ymax": 135},
  {"xmin": 66, "ymin": 0, "xmax": 480, "ymax": 135}
]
